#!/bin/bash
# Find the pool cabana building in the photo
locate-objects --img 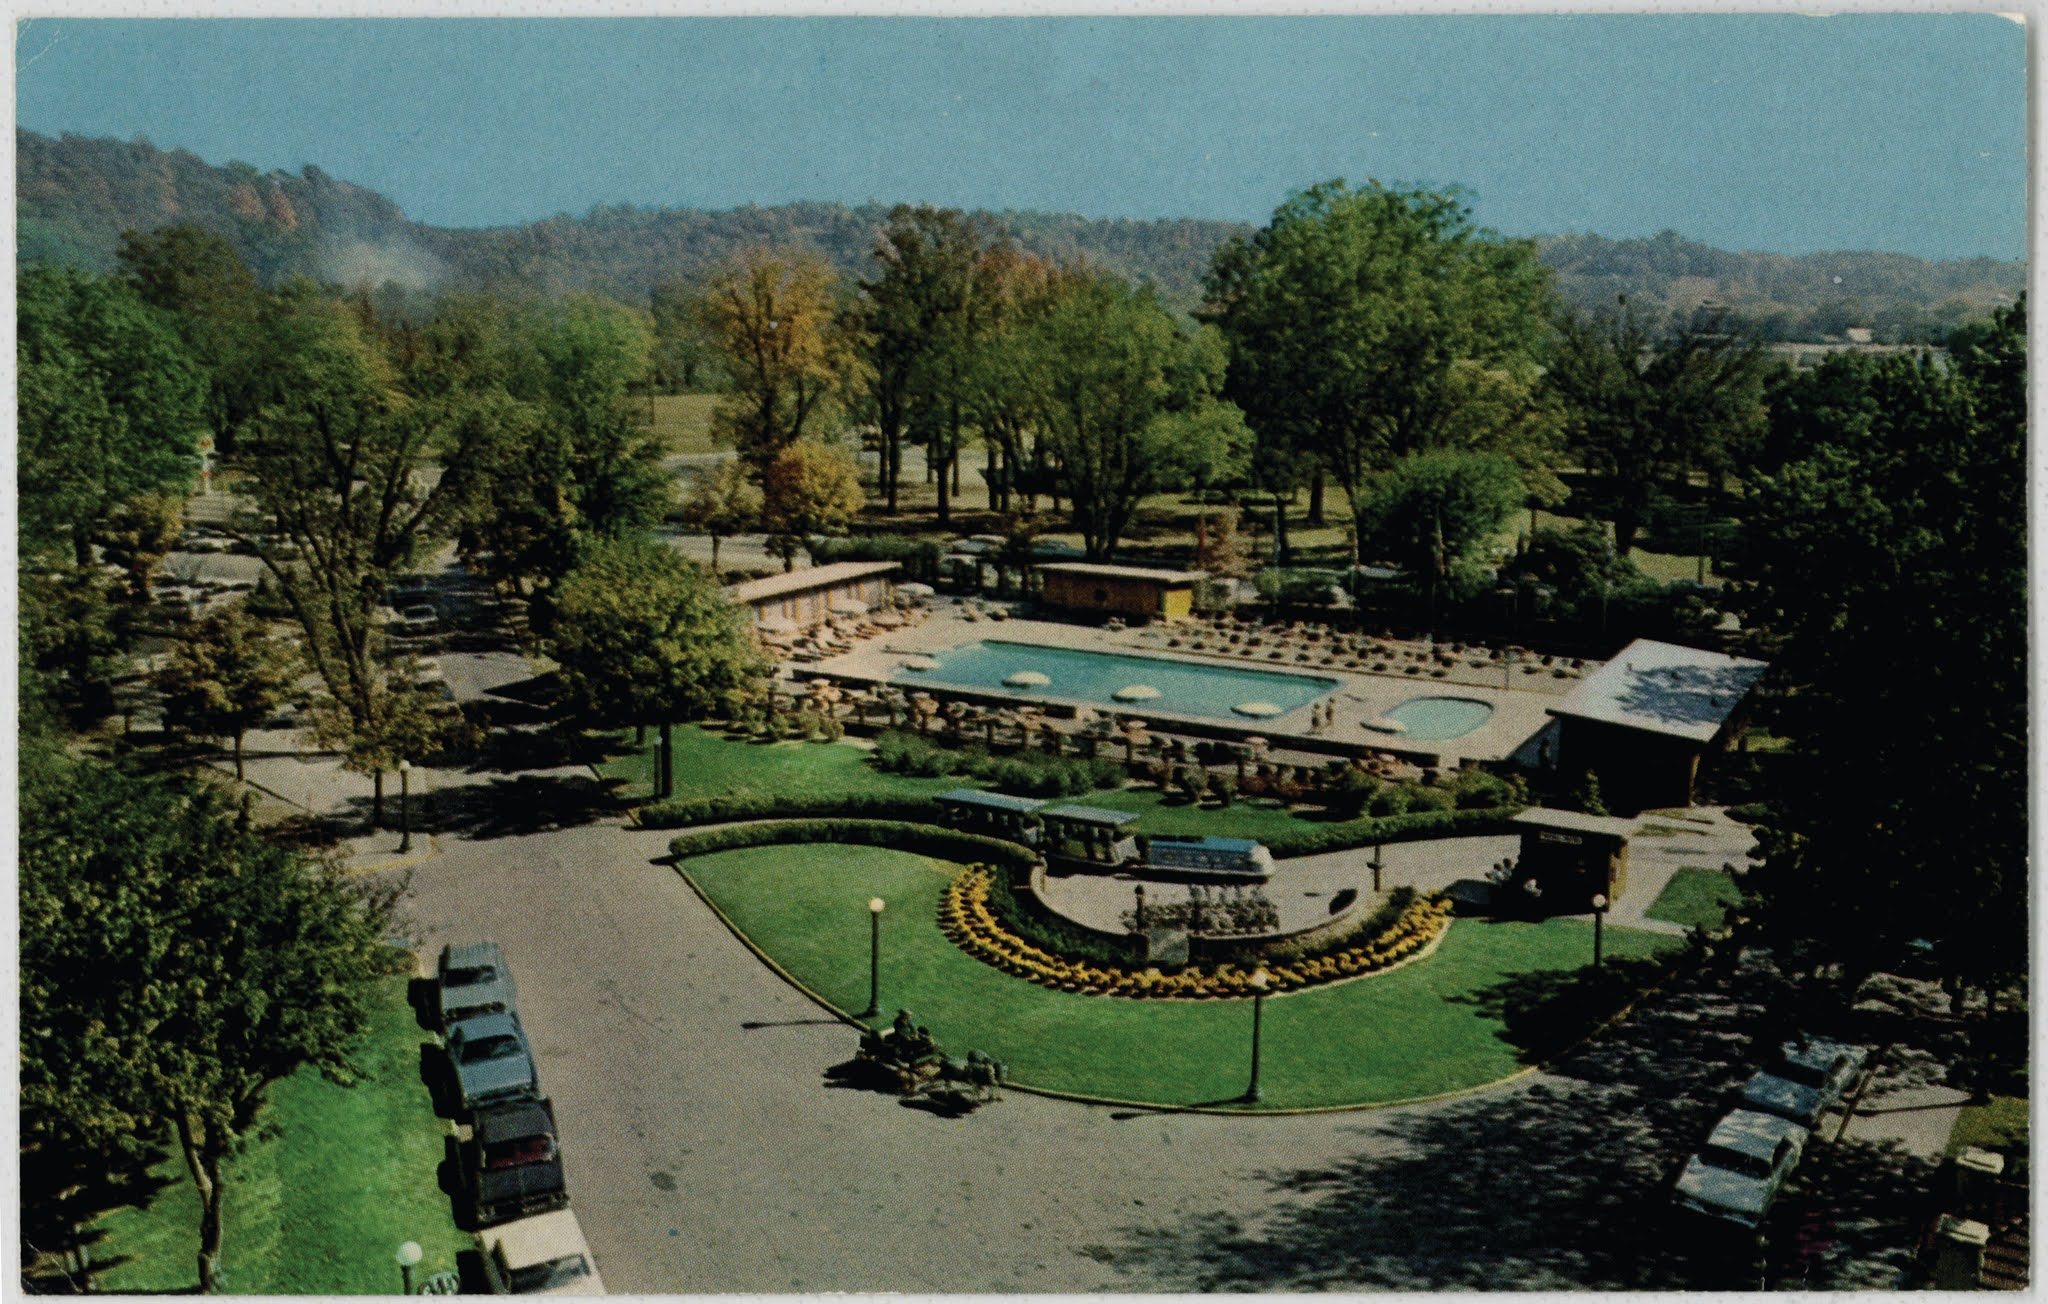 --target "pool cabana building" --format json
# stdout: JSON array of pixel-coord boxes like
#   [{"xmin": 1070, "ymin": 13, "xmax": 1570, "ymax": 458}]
[
  {"xmin": 1036, "ymin": 562, "xmax": 1205, "ymax": 623},
  {"xmin": 1546, "ymin": 638, "xmax": 1768, "ymax": 812},
  {"xmin": 726, "ymin": 561, "xmax": 899, "ymax": 634}
]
